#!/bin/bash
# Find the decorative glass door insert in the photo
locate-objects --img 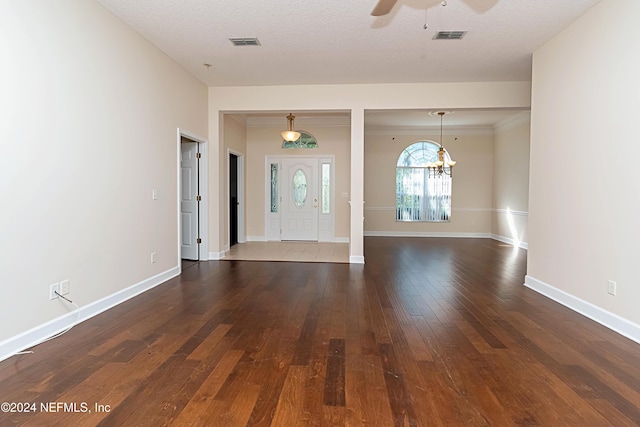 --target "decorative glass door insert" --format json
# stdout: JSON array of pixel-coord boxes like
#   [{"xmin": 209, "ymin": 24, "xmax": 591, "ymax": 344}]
[{"xmin": 292, "ymin": 169, "xmax": 308, "ymax": 208}]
